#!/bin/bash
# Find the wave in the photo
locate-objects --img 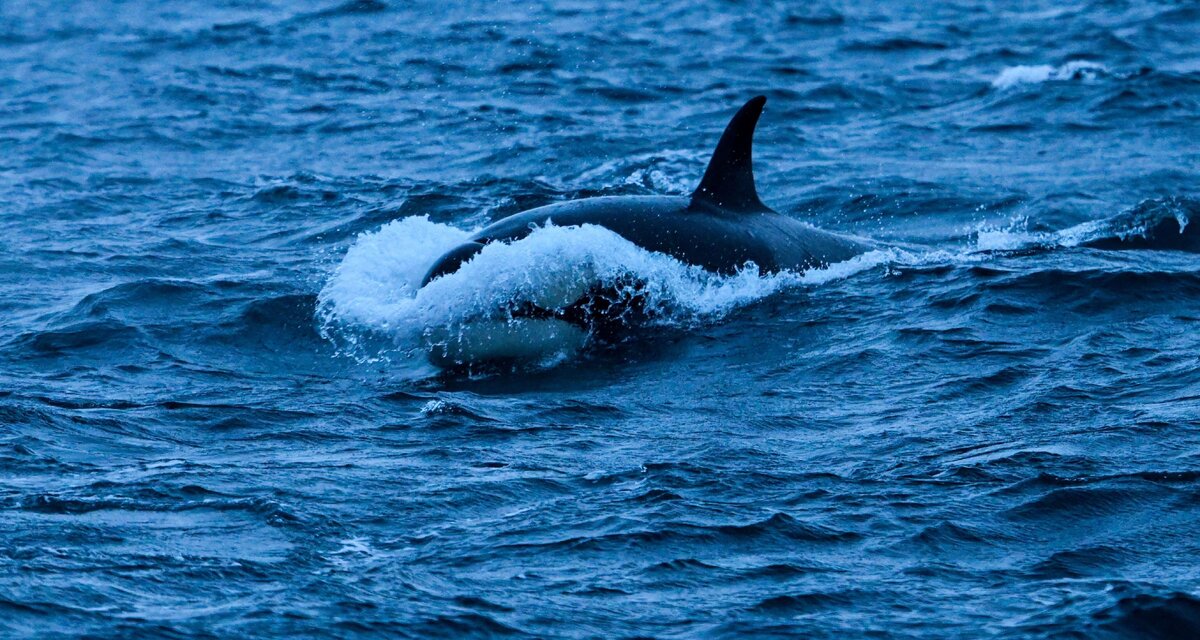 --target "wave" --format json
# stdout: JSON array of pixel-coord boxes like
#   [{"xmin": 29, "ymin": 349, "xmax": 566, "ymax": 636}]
[
  {"xmin": 974, "ymin": 197, "xmax": 1199, "ymax": 253},
  {"xmin": 288, "ymin": 0, "xmax": 388, "ymax": 23},
  {"xmin": 843, "ymin": 37, "xmax": 949, "ymax": 53},
  {"xmin": 1087, "ymin": 592, "xmax": 1200, "ymax": 639},
  {"xmin": 11, "ymin": 491, "xmax": 301, "ymax": 527},
  {"xmin": 991, "ymin": 60, "xmax": 1109, "ymax": 89},
  {"xmin": 10, "ymin": 319, "xmax": 149, "ymax": 358}
]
